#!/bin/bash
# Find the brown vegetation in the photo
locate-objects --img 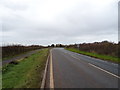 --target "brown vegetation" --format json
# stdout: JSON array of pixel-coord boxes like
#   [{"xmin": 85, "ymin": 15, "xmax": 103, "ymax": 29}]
[
  {"xmin": 2, "ymin": 44, "xmax": 44, "ymax": 59},
  {"xmin": 66, "ymin": 41, "xmax": 119, "ymax": 57}
]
